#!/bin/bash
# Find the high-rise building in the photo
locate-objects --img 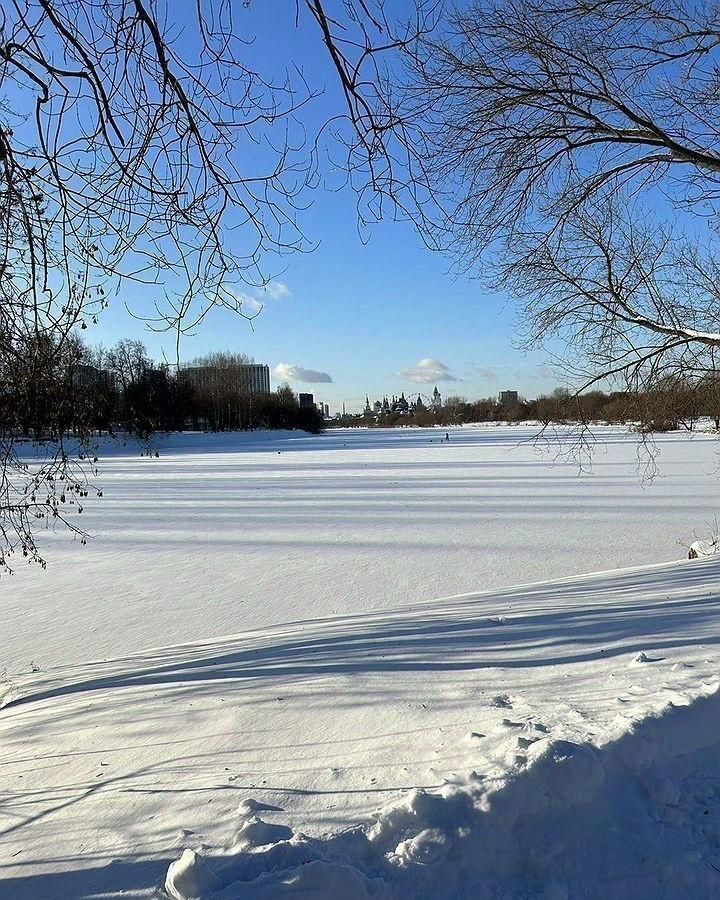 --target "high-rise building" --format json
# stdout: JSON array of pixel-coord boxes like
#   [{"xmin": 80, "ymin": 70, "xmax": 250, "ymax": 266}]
[
  {"xmin": 179, "ymin": 363, "xmax": 270, "ymax": 396},
  {"xmin": 68, "ymin": 364, "xmax": 112, "ymax": 391},
  {"xmin": 498, "ymin": 390, "xmax": 519, "ymax": 405},
  {"xmin": 315, "ymin": 401, "xmax": 330, "ymax": 418},
  {"xmin": 298, "ymin": 392, "xmax": 314, "ymax": 409}
]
